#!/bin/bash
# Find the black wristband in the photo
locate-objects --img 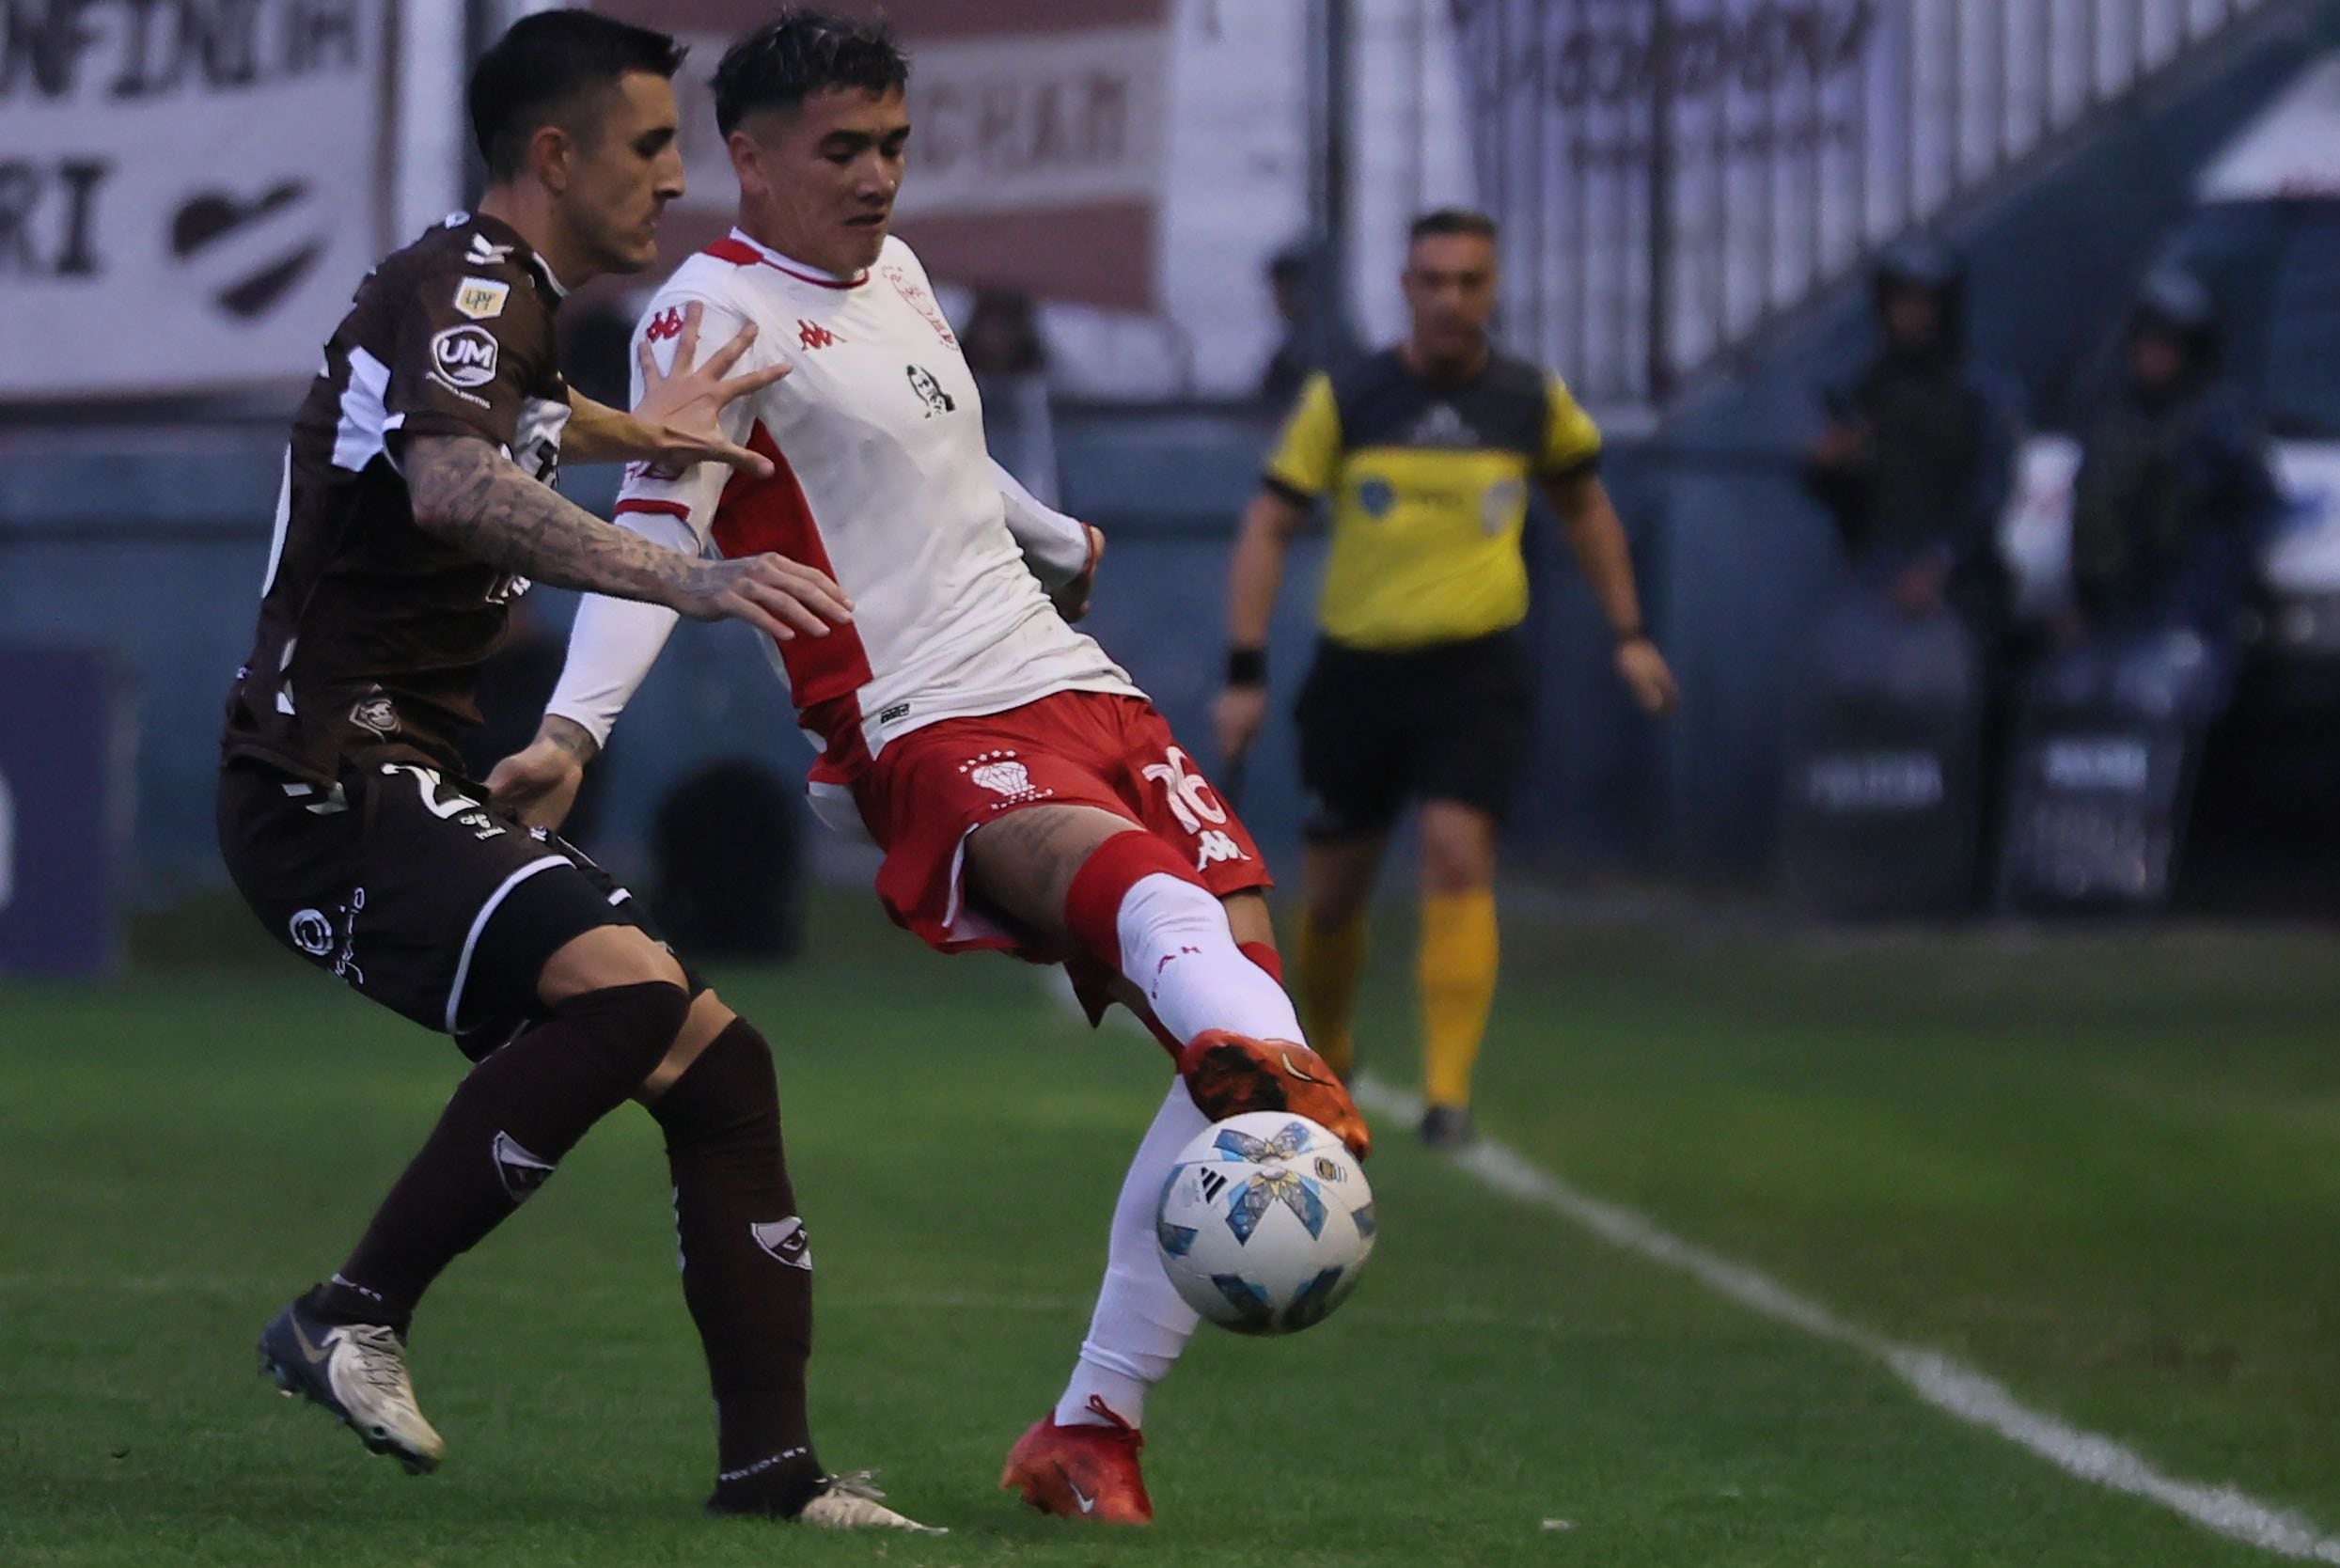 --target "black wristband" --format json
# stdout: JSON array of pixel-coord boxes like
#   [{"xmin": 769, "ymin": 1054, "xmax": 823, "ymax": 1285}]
[
  {"xmin": 1227, "ymin": 648, "xmax": 1268, "ymax": 687},
  {"xmin": 1613, "ymin": 625, "xmax": 1651, "ymax": 649}
]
